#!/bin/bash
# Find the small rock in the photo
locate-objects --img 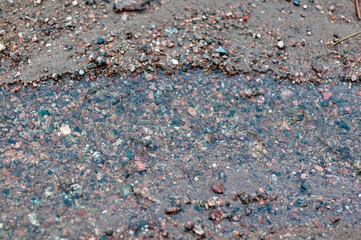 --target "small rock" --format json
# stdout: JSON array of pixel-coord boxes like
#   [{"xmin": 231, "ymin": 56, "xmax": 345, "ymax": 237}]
[
  {"xmin": 1, "ymin": 167, "xmax": 10, "ymax": 178},
  {"xmin": 300, "ymin": 180, "xmax": 311, "ymax": 192},
  {"xmin": 328, "ymin": 5, "xmax": 335, "ymax": 12},
  {"xmin": 60, "ymin": 124, "xmax": 71, "ymax": 135},
  {"xmin": 114, "ymin": 0, "xmax": 148, "ymax": 13},
  {"xmin": 97, "ymin": 37, "xmax": 104, "ymax": 45},
  {"xmin": 331, "ymin": 216, "xmax": 341, "ymax": 223},
  {"xmin": 187, "ymin": 107, "xmax": 197, "ymax": 117},
  {"xmin": 211, "ymin": 184, "xmax": 225, "ymax": 194},
  {"xmin": 171, "ymin": 59, "xmax": 179, "ymax": 65},
  {"xmin": 121, "ymin": 183, "xmax": 132, "ymax": 197},
  {"xmin": 242, "ymin": 15, "xmax": 249, "ymax": 22},
  {"xmin": 7, "ymin": 0, "xmax": 14, "ymax": 6},
  {"xmin": 48, "ymin": 19, "xmax": 56, "ymax": 26},
  {"xmin": 184, "ymin": 221, "xmax": 194, "ymax": 231},
  {"xmin": 86, "ymin": 0, "xmax": 96, "ymax": 4},
  {"xmin": 165, "ymin": 207, "xmax": 182, "ymax": 215},
  {"xmin": 193, "ymin": 225, "xmax": 204, "ymax": 236},
  {"xmin": 129, "ymin": 64, "xmax": 136, "ymax": 72},
  {"xmin": 10, "ymin": 52, "xmax": 20, "ymax": 62},
  {"xmin": 240, "ymin": 194, "xmax": 251, "ymax": 205},
  {"xmin": 134, "ymin": 160, "xmax": 146, "ymax": 172},
  {"xmin": 215, "ymin": 46, "xmax": 229, "ymax": 55},
  {"xmin": 110, "ymin": 98, "xmax": 120, "ymax": 105},
  {"xmin": 96, "ymin": 56, "xmax": 106, "ymax": 66},
  {"xmin": 212, "ymin": 58, "xmax": 220, "ymax": 65},
  {"xmin": 300, "ymin": 173, "xmax": 309, "ymax": 180},
  {"xmin": 245, "ymin": 207, "xmax": 253, "ymax": 216},
  {"xmin": 28, "ymin": 213, "xmax": 40, "ymax": 226},
  {"xmin": 207, "ymin": 199, "xmax": 216, "ymax": 207},
  {"xmin": 184, "ymin": 196, "xmax": 191, "ymax": 204},
  {"xmin": 312, "ymin": 63, "xmax": 323, "ymax": 73},
  {"xmin": 281, "ymin": 89, "xmax": 293, "ymax": 100},
  {"xmin": 322, "ymin": 91, "xmax": 332, "ymax": 101},
  {"xmin": 104, "ymin": 229, "xmax": 114, "ymax": 236},
  {"xmin": 125, "ymin": 150, "xmax": 134, "ymax": 160},
  {"xmin": 296, "ymin": 197, "xmax": 307, "ymax": 207},
  {"xmin": 20, "ymin": 55, "xmax": 29, "ymax": 62},
  {"xmin": 293, "ymin": 0, "xmax": 300, "ymax": 6},
  {"xmin": 121, "ymin": 14, "xmax": 128, "ymax": 21},
  {"xmin": 277, "ymin": 41, "xmax": 285, "ymax": 49},
  {"xmin": 165, "ymin": 28, "xmax": 178, "ymax": 34}
]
